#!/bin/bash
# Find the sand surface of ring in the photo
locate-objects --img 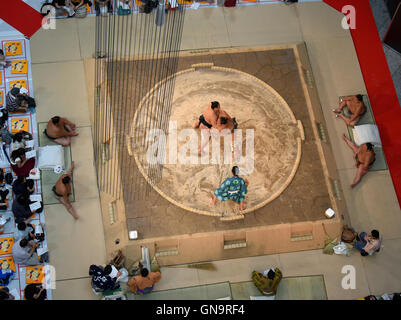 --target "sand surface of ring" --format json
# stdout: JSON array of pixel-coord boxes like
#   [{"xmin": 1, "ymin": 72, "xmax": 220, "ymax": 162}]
[{"xmin": 131, "ymin": 67, "xmax": 301, "ymax": 216}]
